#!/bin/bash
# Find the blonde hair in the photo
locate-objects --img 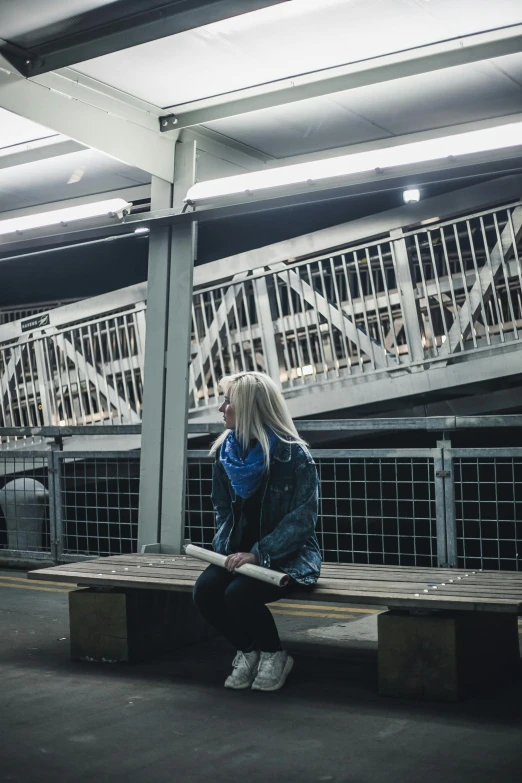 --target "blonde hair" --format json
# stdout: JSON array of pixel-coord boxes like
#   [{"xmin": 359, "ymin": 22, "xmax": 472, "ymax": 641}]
[{"xmin": 210, "ymin": 371, "xmax": 307, "ymax": 466}]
